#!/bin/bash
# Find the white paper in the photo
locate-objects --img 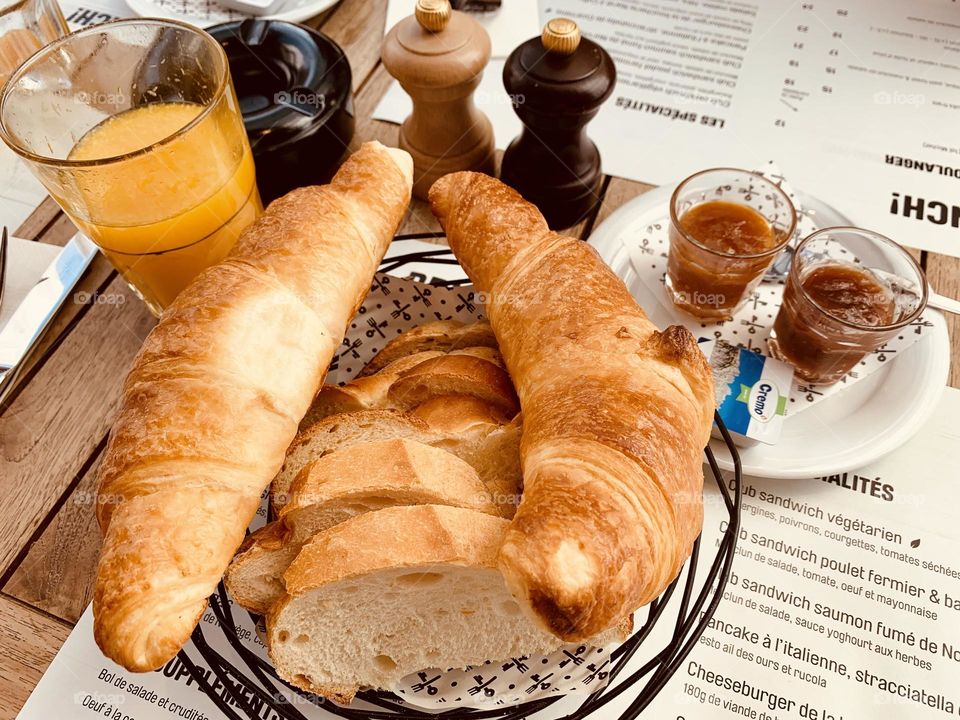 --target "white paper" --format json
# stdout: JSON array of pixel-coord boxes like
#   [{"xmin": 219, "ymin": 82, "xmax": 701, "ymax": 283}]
[
  {"xmin": 646, "ymin": 387, "xmax": 960, "ymax": 719},
  {"xmin": 0, "ymin": 237, "xmax": 60, "ymax": 333},
  {"xmin": 62, "ymin": 0, "xmax": 128, "ymax": 26},
  {"xmin": 386, "ymin": 0, "xmax": 540, "ymax": 58},
  {"xmin": 547, "ymin": 0, "xmax": 960, "ymax": 258}
]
